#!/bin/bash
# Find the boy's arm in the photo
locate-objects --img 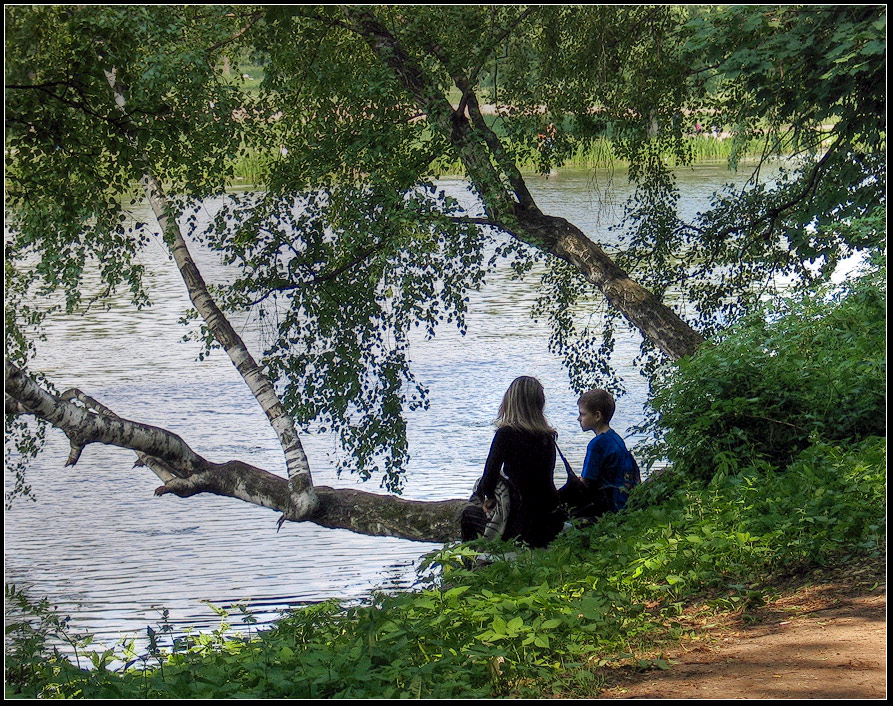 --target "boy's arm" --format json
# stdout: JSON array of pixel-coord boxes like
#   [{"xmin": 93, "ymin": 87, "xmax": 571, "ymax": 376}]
[{"xmin": 580, "ymin": 438, "xmax": 603, "ymax": 487}]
